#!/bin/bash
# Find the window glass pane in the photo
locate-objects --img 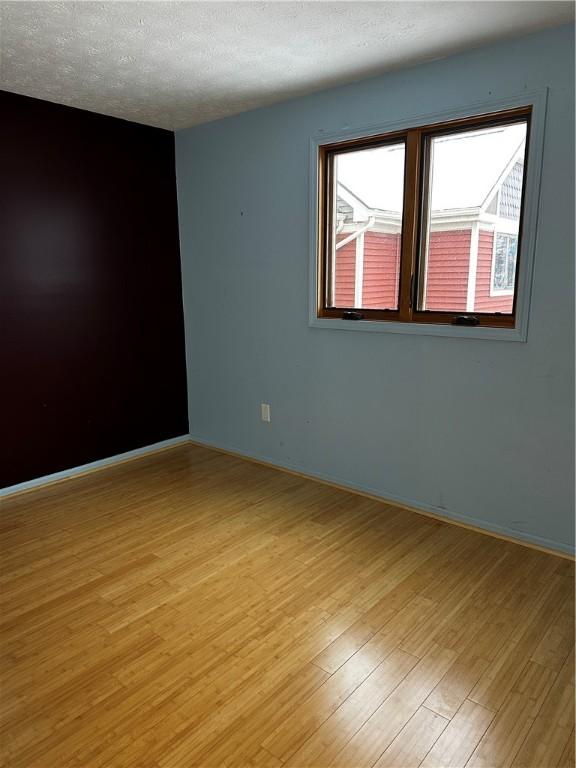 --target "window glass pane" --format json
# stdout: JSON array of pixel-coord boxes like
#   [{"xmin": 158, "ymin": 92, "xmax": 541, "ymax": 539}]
[
  {"xmin": 418, "ymin": 121, "xmax": 527, "ymax": 314},
  {"xmin": 493, "ymin": 234, "xmax": 517, "ymax": 292},
  {"xmin": 329, "ymin": 142, "xmax": 405, "ymax": 310}
]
